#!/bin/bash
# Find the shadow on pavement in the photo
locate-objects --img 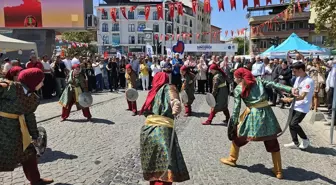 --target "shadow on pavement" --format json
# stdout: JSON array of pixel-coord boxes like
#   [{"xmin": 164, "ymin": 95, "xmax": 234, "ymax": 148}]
[
  {"xmin": 303, "ymin": 146, "xmax": 336, "ymax": 156},
  {"xmin": 54, "ymin": 183, "xmax": 73, "ymax": 185},
  {"xmin": 66, "ymin": 118, "xmax": 115, "ymax": 125},
  {"xmin": 237, "ymin": 164, "xmax": 336, "ymax": 184},
  {"xmin": 192, "ymin": 112, "xmax": 209, "ymax": 118},
  {"xmin": 38, "ymin": 148, "xmax": 78, "ymax": 164}
]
